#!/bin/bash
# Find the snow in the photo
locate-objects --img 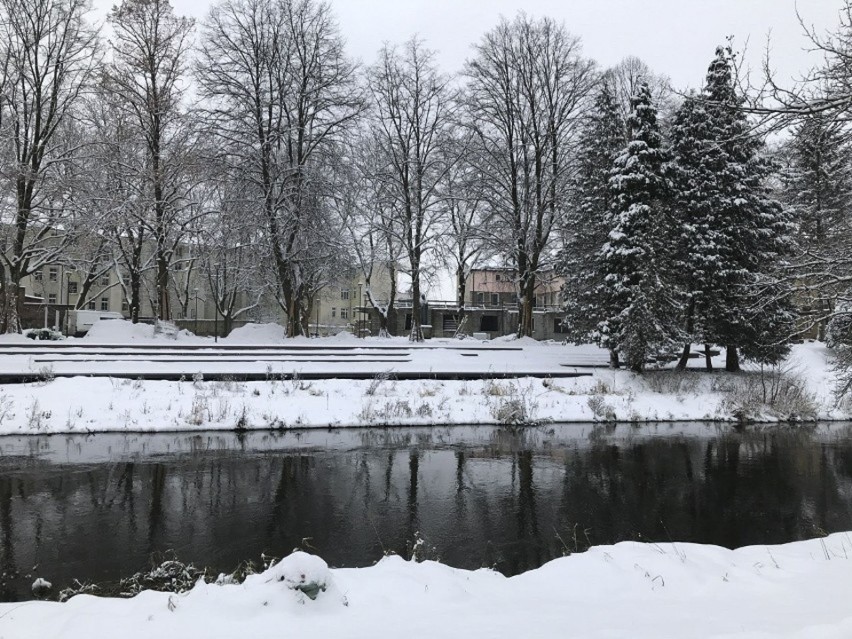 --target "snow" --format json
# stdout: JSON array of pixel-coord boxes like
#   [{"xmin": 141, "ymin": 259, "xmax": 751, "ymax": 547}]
[
  {"xmin": 0, "ymin": 333, "xmax": 34, "ymax": 344},
  {"xmin": 30, "ymin": 578, "xmax": 52, "ymax": 595},
  {"xmin": 0, "ymin": 340, "xmax": 845, "ymax": 434},
  {"xmin": 4, "ymin": 533, "xmax": 852, "ymax": 638},
  {"xmin": 223, "ymin": 322, "xmax": 287, "ymax": 343},
  {"xmin": 84, "ymin": 319, "xmax": 156, "ymax": 342}
]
